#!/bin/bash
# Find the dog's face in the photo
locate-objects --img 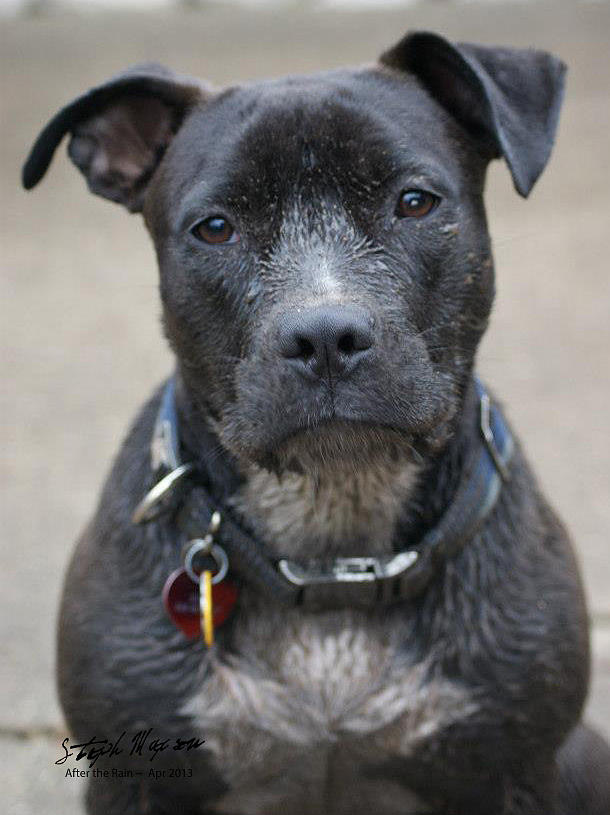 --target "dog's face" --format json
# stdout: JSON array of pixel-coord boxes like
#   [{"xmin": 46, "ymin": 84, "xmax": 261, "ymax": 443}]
[
  {"xmin": 23, "ymin": 32, "xmax": 566, "ymax": 474},
  {"xmin": 147, "ymin": 72, "xmax": 493, "ymax": 472}
]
